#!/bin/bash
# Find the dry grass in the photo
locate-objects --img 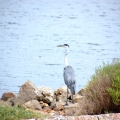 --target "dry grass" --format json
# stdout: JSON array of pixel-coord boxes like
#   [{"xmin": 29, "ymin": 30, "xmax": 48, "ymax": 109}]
[{"xmin": 75, "ymin": 61, "xmax": 120, "ymax": 115}]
